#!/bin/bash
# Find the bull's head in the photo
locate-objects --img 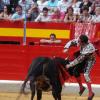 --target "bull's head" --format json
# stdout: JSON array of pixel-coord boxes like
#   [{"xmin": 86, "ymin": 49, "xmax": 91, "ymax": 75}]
[{"xmin": 35, "ymin": 75, "xmax": 52, "ymax": 91}]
